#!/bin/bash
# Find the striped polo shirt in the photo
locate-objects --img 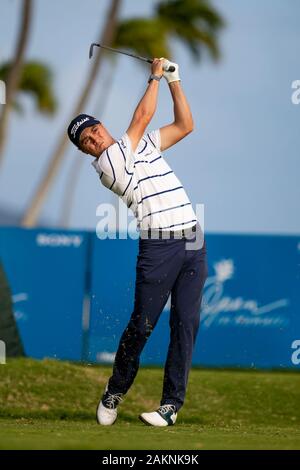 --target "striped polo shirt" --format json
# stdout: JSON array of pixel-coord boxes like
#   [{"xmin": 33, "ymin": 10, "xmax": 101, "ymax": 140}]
[{"xmin": 91, "ymin": 129, "xmax": 197, "ymax": 231}]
